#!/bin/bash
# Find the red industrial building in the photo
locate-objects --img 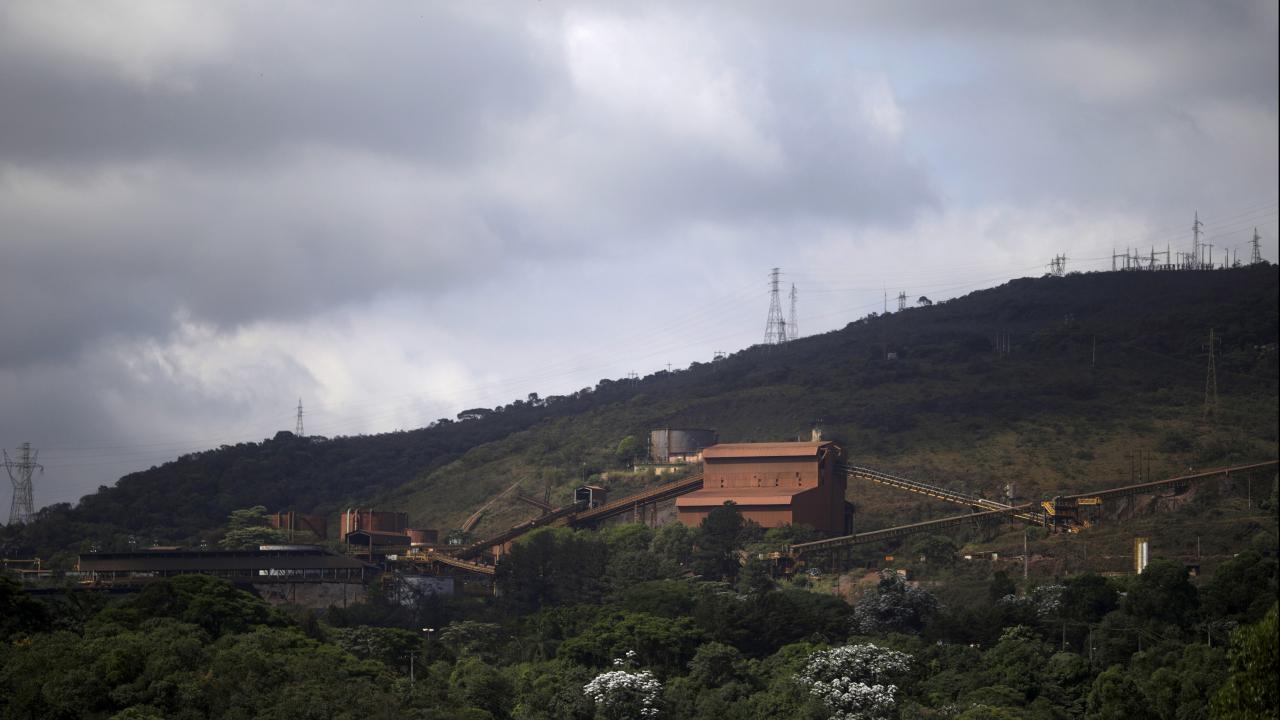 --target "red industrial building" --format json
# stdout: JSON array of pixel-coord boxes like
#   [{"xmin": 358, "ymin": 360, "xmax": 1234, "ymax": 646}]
[
  {"xmin": 341, "ymin": 508, "xmax": 437, "ymax": 559},
  {"xmin": 676, "ymin": 441, "xmax": 850, "ymax": 535},
  {"xmin": 267, "ymin": 511, "xmax": 328, "ymax": 540}
]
